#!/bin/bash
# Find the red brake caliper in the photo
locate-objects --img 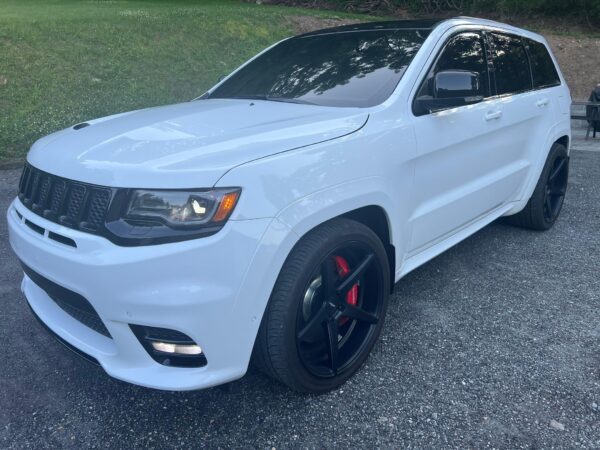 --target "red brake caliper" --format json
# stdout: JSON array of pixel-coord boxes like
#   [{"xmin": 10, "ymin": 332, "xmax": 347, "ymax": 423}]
[{"xmin": 333, "ymin": 256, "xmax": 358, "ymax": 325}]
